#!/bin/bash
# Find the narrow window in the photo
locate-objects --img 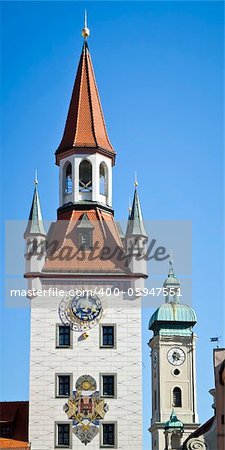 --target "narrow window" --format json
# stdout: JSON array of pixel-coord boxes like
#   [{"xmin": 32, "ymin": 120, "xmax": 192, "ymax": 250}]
[
  {"xmin": 101, "ymin": 325, "xmax": 115, "ymax": 348},
  {"xmin": 57, "ymin": 375, "xmax": 70, "ymax": 397},
  {"xmin": 99, "ymin": 162, "xmax": 107, "ymax": 195},
  {"xmin": 101, "ymin": 375, "xmax": 116, "ymax": 398},
  {"xmin": 173, "ymin": 387, "xmax": 182, "ymax": 407},
  {"xmin": 101, "ymin": 423, "xmax": 116, "ymax": 447},
  {"xmin": 154, "ymin": 390, "xmax": 157, "ymax": 410},
  {"xmin": 57, "ymin": 424, "xmax": 70, "ymax": 447},
  {"xmin": 32, "ymin": 238, "xmax": 38, "ymax": 254},
  {"xmin": 79, "ymin": 231, "xmax": 92, "ymax": 250},
  {"xmin": 171, "ymin": 433, "xmax": 181, "ymax": 449},
  {"xmin": 65, "ymin": 162, "xmax": 72, "ymax": 194},
  {"xmin": 79, "ymin": 160, "xmax": 92, "ymax": 192},
  {"xmin": 57, "ymin": 325, "xmax": 70, "ymax": 348},
  {"xmin": 222, "ymin": 415, "xmax": 225, "ymax": 425}
]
